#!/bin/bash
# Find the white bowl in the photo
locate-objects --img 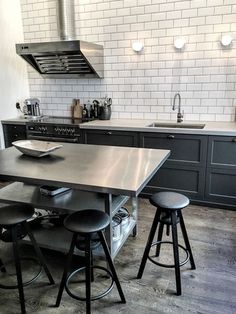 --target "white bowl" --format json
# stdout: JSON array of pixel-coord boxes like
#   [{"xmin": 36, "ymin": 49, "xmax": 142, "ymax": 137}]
[{"xmin": 12, "ymin": 140, "xmax": 63, "ymax": 157}]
